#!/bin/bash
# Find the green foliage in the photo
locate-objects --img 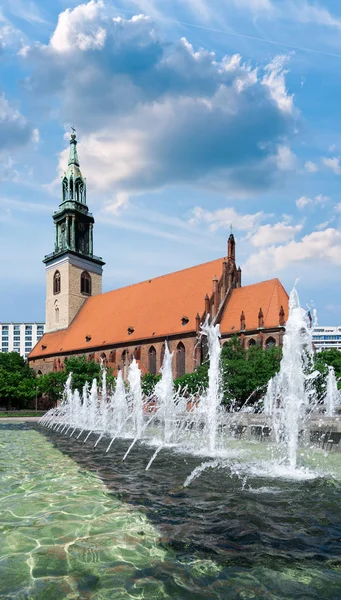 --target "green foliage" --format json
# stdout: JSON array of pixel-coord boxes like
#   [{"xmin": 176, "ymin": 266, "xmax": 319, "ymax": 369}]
[
  {"xmin": 312, "ymin": 349, "xmax": 341, "ymax": 400},
  {"xmin": 37, "ymin": 371, "xmax": 67, "ymax": 405},
  {"xmin": 0, "ymin": 353, "xmax": 37, "ymax": 409},
  {"xmin": 174, "ymin": 363, "xmax": 209, "ymax": 396},
  {"xmin": 38, "ymin": 357, "xmax": 115, "ymax": 404},
  {"xmin": 221, "ymin": 337, "xmax": 282, "ymax": 407},
  {"xmin": 141, "ymin": 373, "xmax": 161, "ymax": 396}
]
